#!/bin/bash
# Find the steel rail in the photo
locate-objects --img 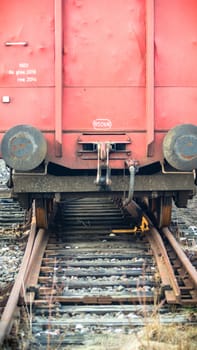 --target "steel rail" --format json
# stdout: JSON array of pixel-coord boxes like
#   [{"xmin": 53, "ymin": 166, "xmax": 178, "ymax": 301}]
[
  {"xmin": 0, "ymin": 203, "xmax": 37, "ymax": 345},
  {"xmin": 123, "ymin": 201, "xmax": 181, "ymax": 303},
  {"xmin": 162, "ymin": 227, "xmax": 197, "ymax": 289},
  {"xmin": 22, "ymin": 199, "xmax": 57, "ymax": 297},
  {"xmin": 147, "ymin": 227, "xmax": 181, "ymax": 303},
  {"xmin": 23, "ymin": 228, "xmax": 49, "ymax": 304}
]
